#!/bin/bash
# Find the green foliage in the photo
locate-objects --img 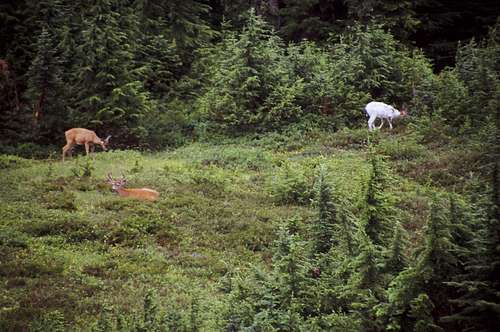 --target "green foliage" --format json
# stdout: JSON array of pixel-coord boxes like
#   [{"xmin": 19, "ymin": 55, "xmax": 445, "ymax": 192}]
[
  {"xmin": 25, "ymin": 26, "xmax": 68, "ymax": 143},
  {"xmin": 267, "ymin": 161, "xmax": 315, "ymax": 205},
  {"xmin": 0, "ymin": 154, "xmax": 32, "ymax": 169},
  {"xmin": 410, "ymin": 294, "xmax": 443, "ymax": 332},
  {"xmin": 0, "ymin": 228, "xmax": 28, "ymax": 249},
  {"xmin": 195, "ymin": 9, "xmax": 303, "ymax": 133},
  {"xmin": 377, "ymin": 135, "xmax": 428, "ymax": 161},
  {"xmin": 0, "ymin": 4, "xmax": 498, "ymax": 329},
  {"xmin": 70, "ymin": 157, "xmax": 94, "ymax": 178},
  {"xmin": 42, "ymin": 189, "xmax": 77, "ymax": 211},
  {"xmin": 311, "ymin": 166, "xmax": 338, "ymax": 254},
  {"xmin": 0, "ymin": 143, "xmax": 57, "ymax": 159},
  {"xmin": 130, "ymin": 158, "xmax": 144, "ymax": 174},
  {"xmin": 286, "ymin": 40, "xmax": 369, "ymax": 128},
  {"xmin": 329, "ymin": 127, "xmax": 372, "ymax": 149},
  {"xmin": 30, "ymin": 310, "xmax": 66, "ymax": 332},
  {"xmin": 385, "ymin": 222, "xmax": 409, "ymax": 274},
  {"xmin": 332, "ymin": 24, "xmax": 407, "ymax": 102},
  {"xmin": 364, "ymin": 153, "xmax": 395, "ymax": 246},
  {"xmin": 71, "ymin": 0, "xmax": 152, "ymax": 144}
]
